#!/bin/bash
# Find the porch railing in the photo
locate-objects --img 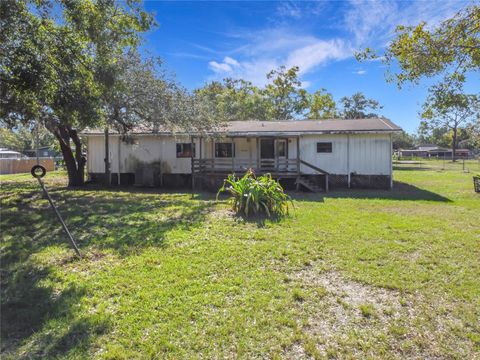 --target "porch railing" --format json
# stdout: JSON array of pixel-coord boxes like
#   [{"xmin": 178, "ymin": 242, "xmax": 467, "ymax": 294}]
[{"xmin": 192, "ymin": 158, "xmax": 299, "ymax": 175}]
